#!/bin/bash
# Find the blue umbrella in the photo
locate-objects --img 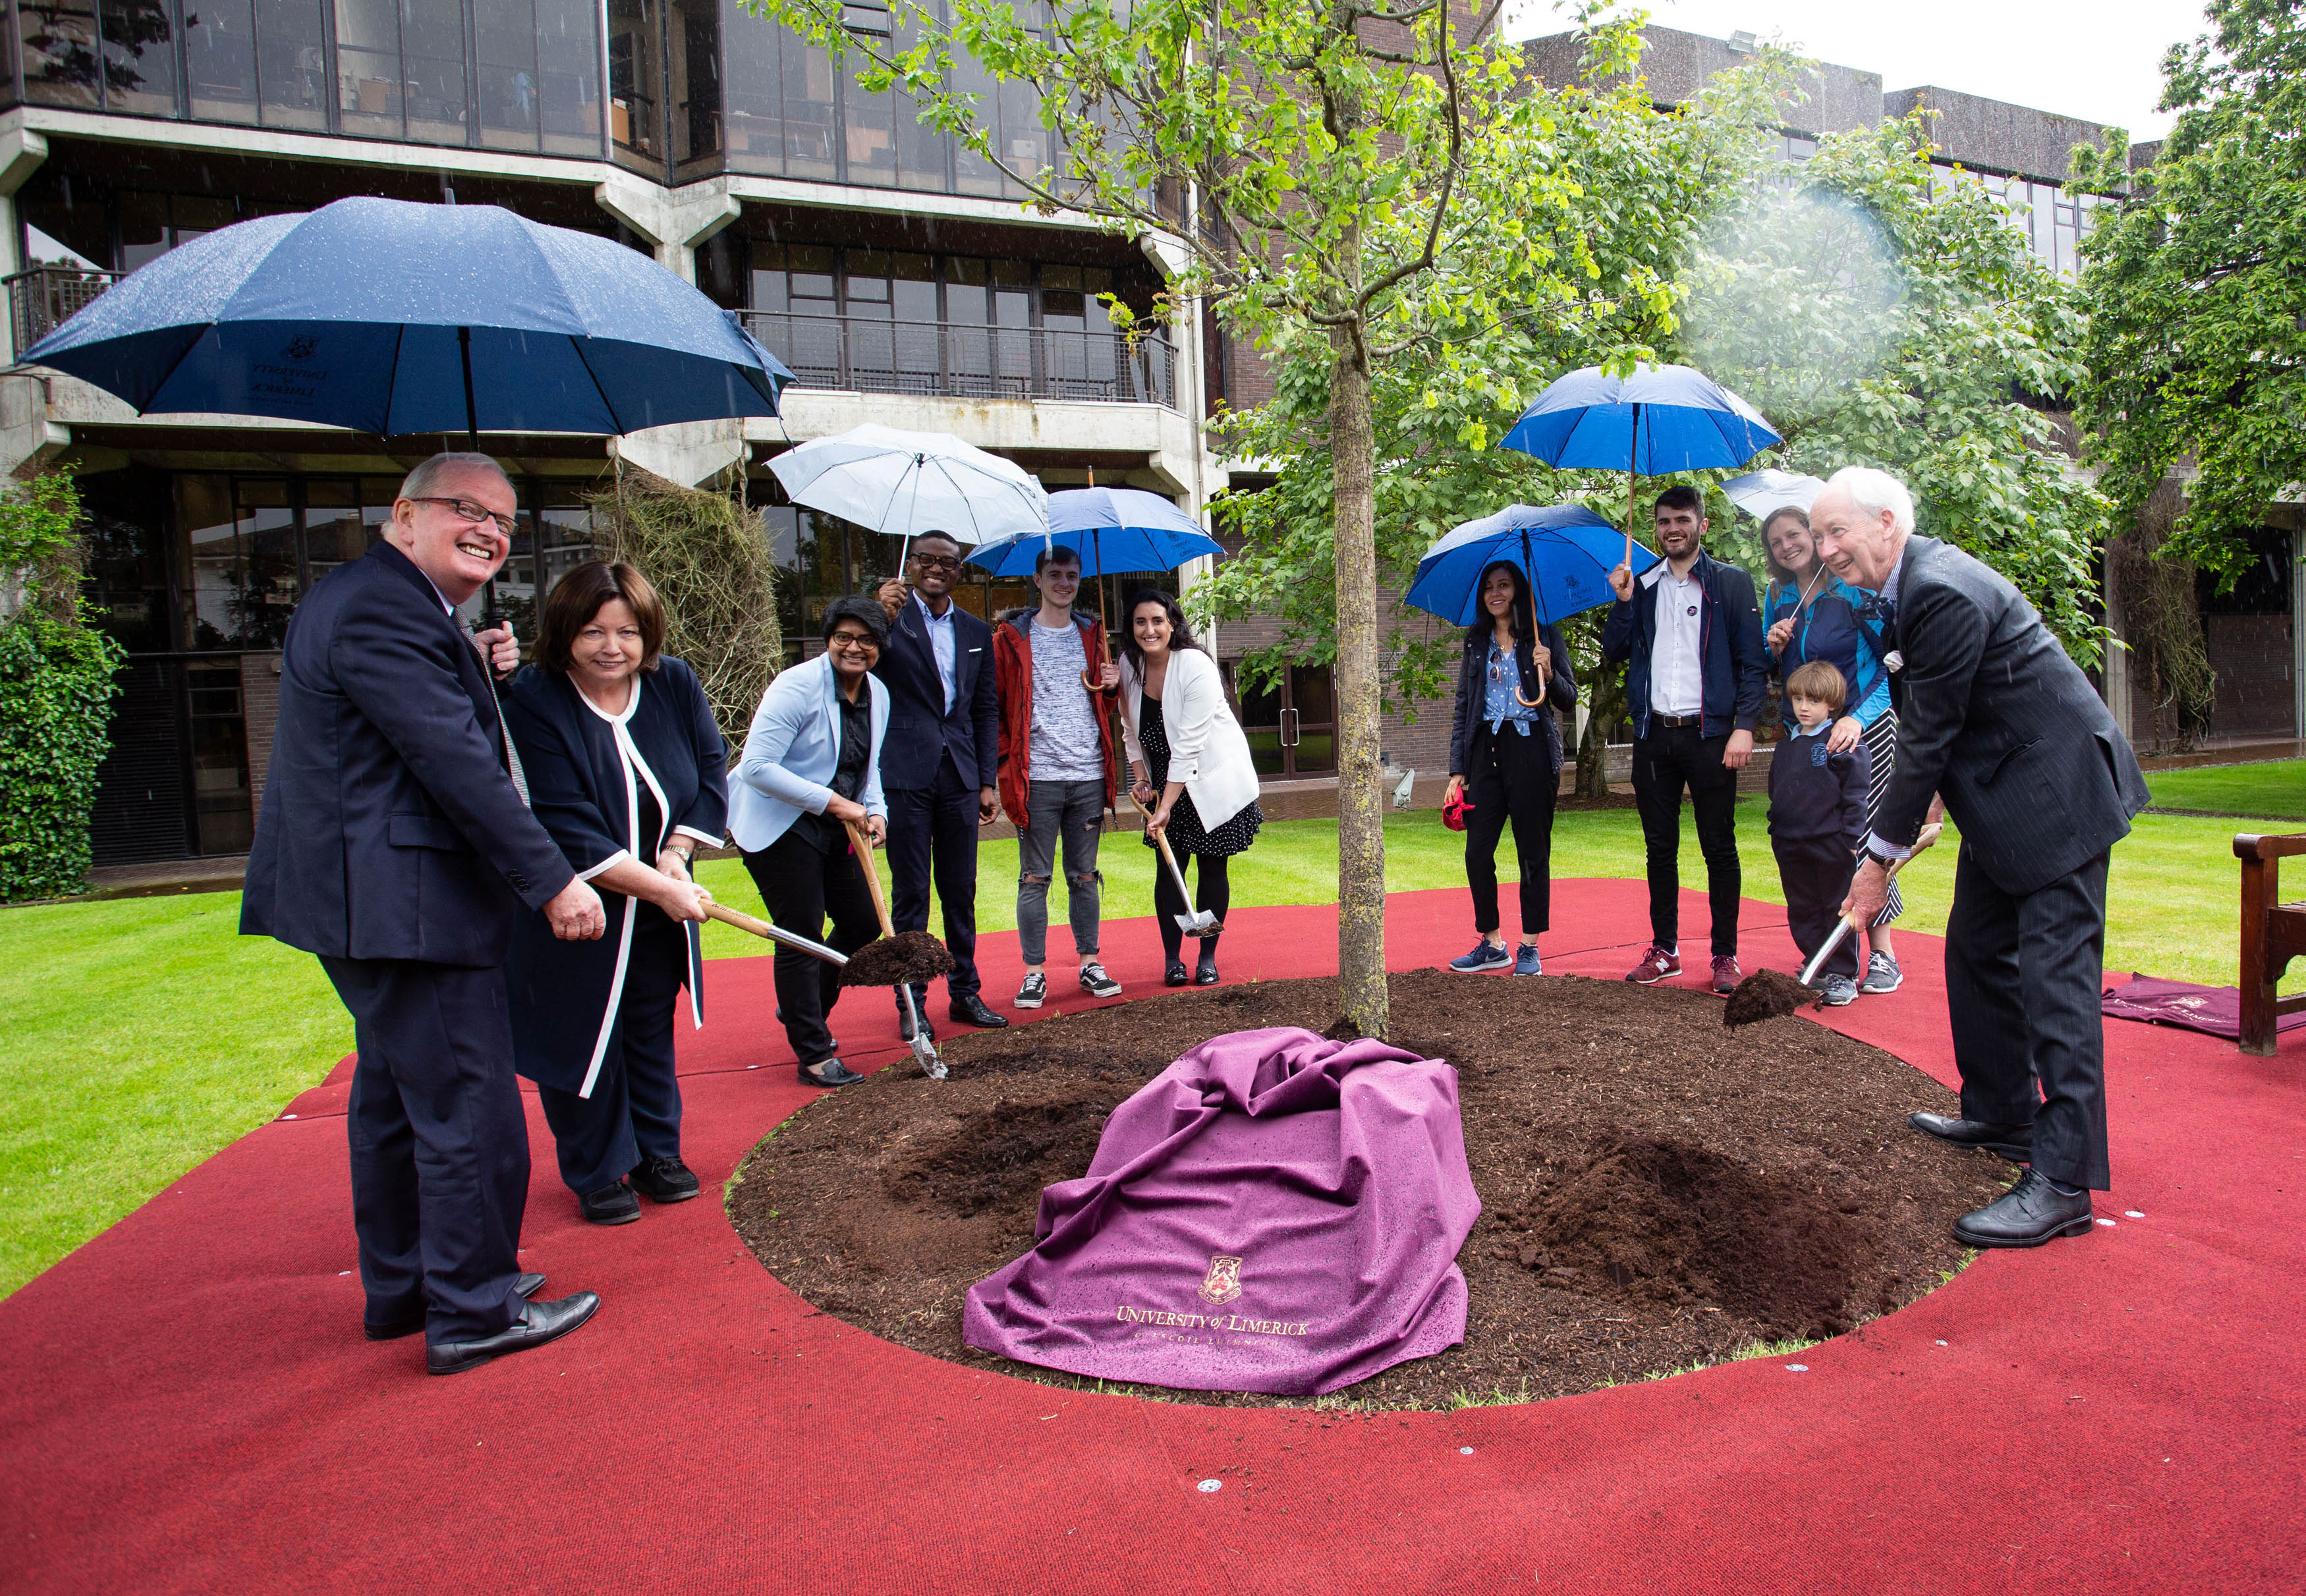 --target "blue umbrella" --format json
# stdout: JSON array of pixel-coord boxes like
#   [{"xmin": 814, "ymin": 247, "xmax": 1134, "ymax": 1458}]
[
  {"xmin": 965, "ymin": 486, "xmax": 1219, "ymax": 577},
  {"xmin": 18, "ymin": 196, "xmax": 793, "ymax": 437},
  {"xmin": 1500, "ymin": 362, "xmax": 1780, "ymax": 566},
  {"xmin": 1405, "ymin": 503, "xmax": 1661, "ymax": 628}
]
